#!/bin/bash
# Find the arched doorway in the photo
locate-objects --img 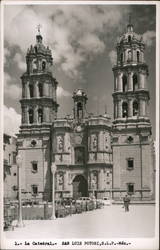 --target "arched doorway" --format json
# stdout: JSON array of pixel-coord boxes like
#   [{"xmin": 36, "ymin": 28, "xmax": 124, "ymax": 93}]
[{"xmin": 72, "ymin": 175, "xmax": 88, "ymax": 199}]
